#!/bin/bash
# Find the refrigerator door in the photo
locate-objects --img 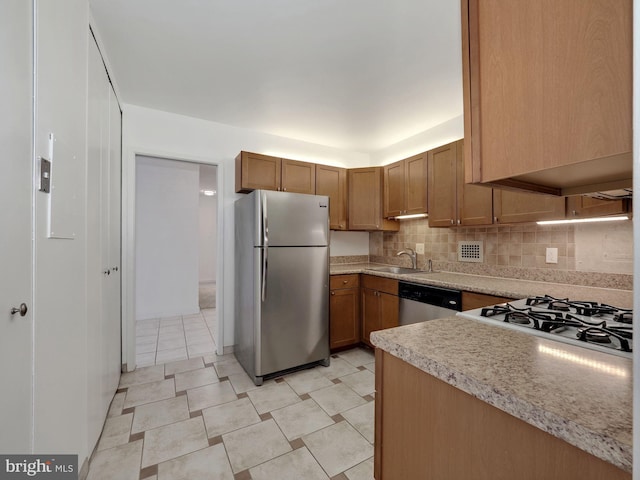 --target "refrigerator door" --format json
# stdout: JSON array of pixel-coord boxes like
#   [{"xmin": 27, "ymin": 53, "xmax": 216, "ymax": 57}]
[
  {"xmin": 257, "ymin": 190, "xmax": 329, "ymax": 247},
  {"xmin": 255, "ymin": 245, "xmax": 329, "ymax": 377}
]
